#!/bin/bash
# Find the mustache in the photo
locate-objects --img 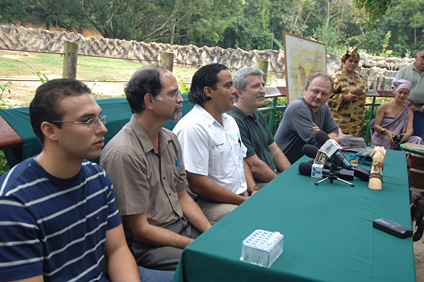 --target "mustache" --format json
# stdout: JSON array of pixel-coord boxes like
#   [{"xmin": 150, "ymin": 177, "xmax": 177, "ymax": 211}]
[{"xmin": 175, "ymin": 103, "xmax": 183, "ymax": 111}]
